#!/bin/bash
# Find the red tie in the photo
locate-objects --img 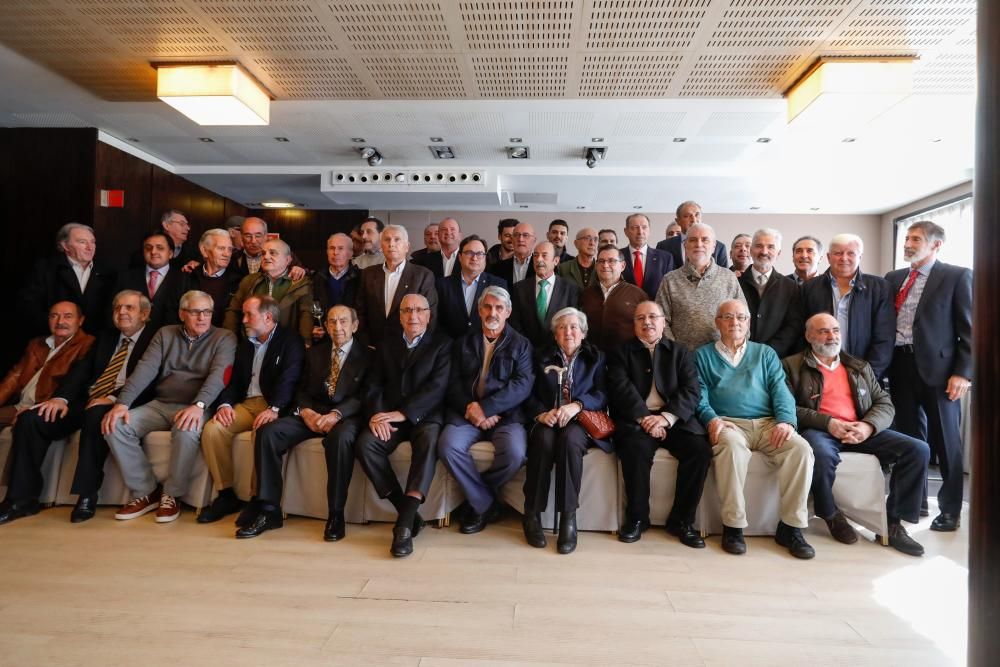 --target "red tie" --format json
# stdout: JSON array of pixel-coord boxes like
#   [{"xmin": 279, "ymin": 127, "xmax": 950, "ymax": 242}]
[
  {"xmin": 894, "ymin": 269, "xmax": 919, "ymax": 312},
  {"xmin": 633, "ymin": 250, "xmax": 644, "ymax": 289},
  {"xmin": 147, "ymin": 270, "xmax": 159, "ymax": 298}
]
